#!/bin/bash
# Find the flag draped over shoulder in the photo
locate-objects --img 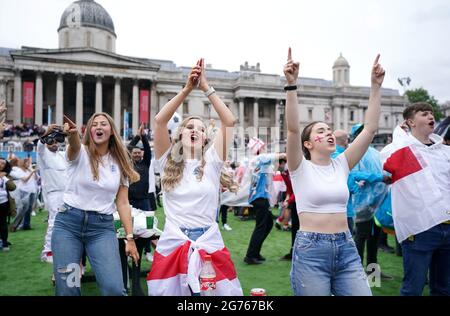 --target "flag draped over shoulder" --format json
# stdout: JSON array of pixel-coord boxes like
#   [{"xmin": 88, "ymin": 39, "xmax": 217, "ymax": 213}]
[
  {"xmin": 381, "ymin": 126, "xmax": 450, "ymax": 243},
  {"xmin": 146, "ymin": 221, "xmax": 243, "ymax": 296}
]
